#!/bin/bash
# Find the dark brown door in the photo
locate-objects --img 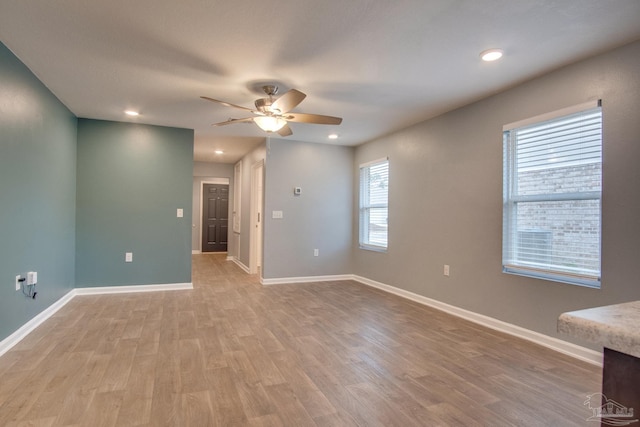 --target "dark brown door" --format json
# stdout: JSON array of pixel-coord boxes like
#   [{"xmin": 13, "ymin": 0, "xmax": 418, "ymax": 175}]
[{"xmin": 202, "ymin": 184, "xmax": 229, "ymax": 252}]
